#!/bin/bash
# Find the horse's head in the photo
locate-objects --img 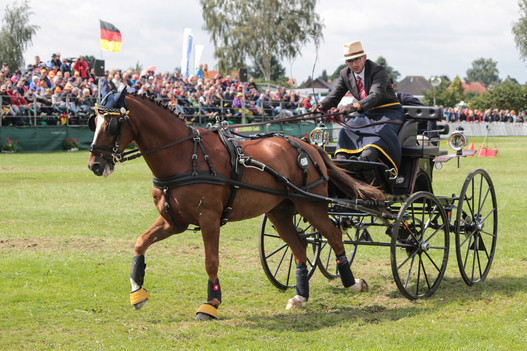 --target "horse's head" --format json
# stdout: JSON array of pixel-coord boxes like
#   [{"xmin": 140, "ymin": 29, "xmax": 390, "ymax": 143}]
[{"xmin": 87, "ymin": 80, "xmax": 136, "ymax": 177}]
